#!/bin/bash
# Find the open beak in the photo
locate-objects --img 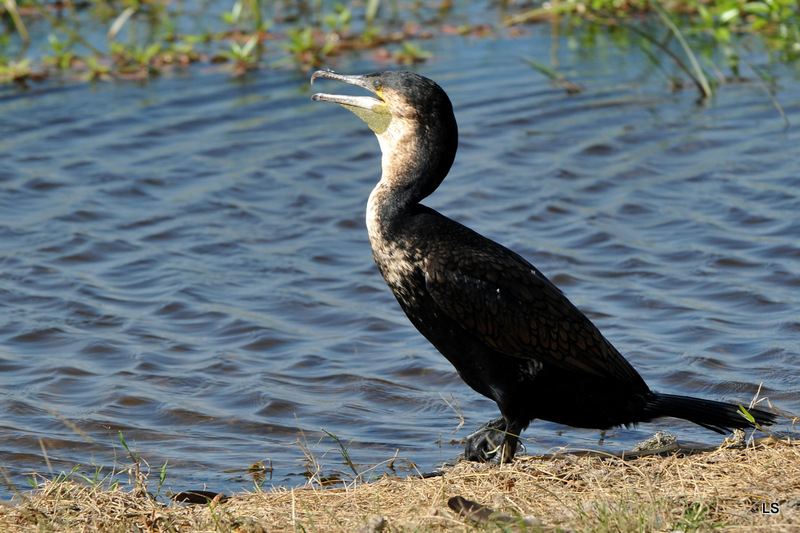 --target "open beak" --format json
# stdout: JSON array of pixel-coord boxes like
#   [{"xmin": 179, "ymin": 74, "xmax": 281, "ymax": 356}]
[
  {"xmin": 311, "ymin": 70, "xmax": 392, "ymax": 133},
  {"xmin": 311, "ymin": 70, "xmax": 386, "ymax": 111}
]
